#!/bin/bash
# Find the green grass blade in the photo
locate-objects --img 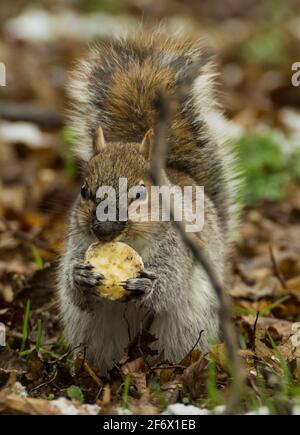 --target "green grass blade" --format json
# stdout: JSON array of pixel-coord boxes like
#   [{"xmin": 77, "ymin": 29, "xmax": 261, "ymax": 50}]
[
  {"xmin": 207, "ymin": 361, "xmax": 223, "ymax": 409},
  {"xmin": 260, "ymin": 295, "xmax": 290, "ymax": 316},
  {"xmin": 20, "ymin": 300, "xmax": 31, "ymax": 353},
  {"xmin": 35, "ymin": 319, "xmax": 43, "ymax": 353},
  {"xmin": 122, "ymin": 374, "xmax": 130, "ymax": 409},
  {"xmin": 29, "ymin": 243, "xmax": 44, "ymax": 270}
]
